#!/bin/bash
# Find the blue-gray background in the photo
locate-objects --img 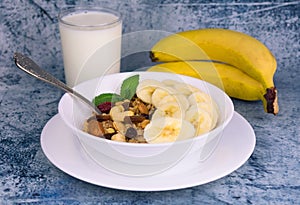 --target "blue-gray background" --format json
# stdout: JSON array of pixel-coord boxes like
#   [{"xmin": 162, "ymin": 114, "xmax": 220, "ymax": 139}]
[{"xmin": 0, "ymin": 0, "xmax": 299, "ymax": 204}]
